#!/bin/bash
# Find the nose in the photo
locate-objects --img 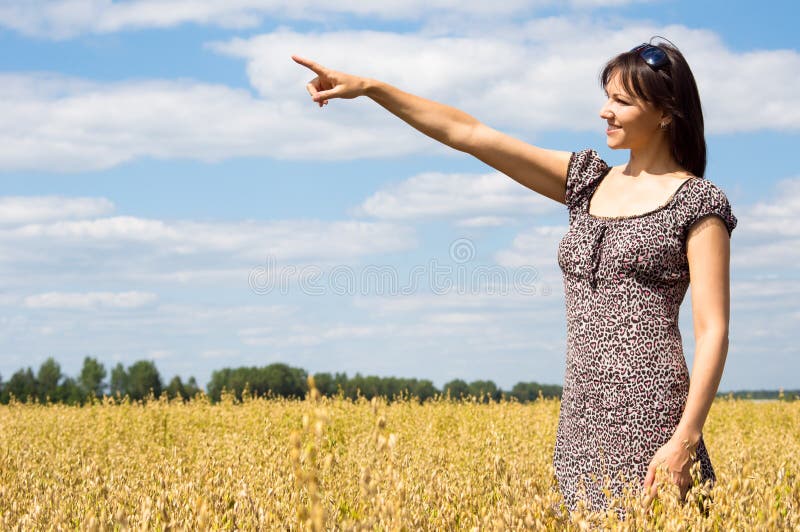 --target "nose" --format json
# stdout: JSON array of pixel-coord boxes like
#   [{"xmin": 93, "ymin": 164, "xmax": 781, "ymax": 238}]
[{"xmin": 599, "ymin": 98, "xmax": 613, "ymax": 120}]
